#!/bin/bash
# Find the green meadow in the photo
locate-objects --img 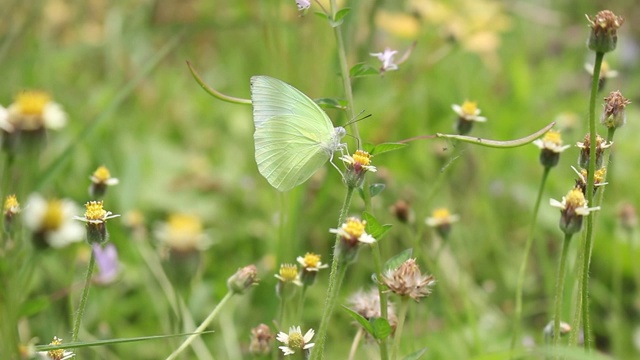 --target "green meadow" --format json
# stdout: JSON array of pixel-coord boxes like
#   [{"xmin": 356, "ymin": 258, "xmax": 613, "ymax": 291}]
[{"xmin": 1, "ymin": 1, "xmax": 639, "ymax": 359}]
